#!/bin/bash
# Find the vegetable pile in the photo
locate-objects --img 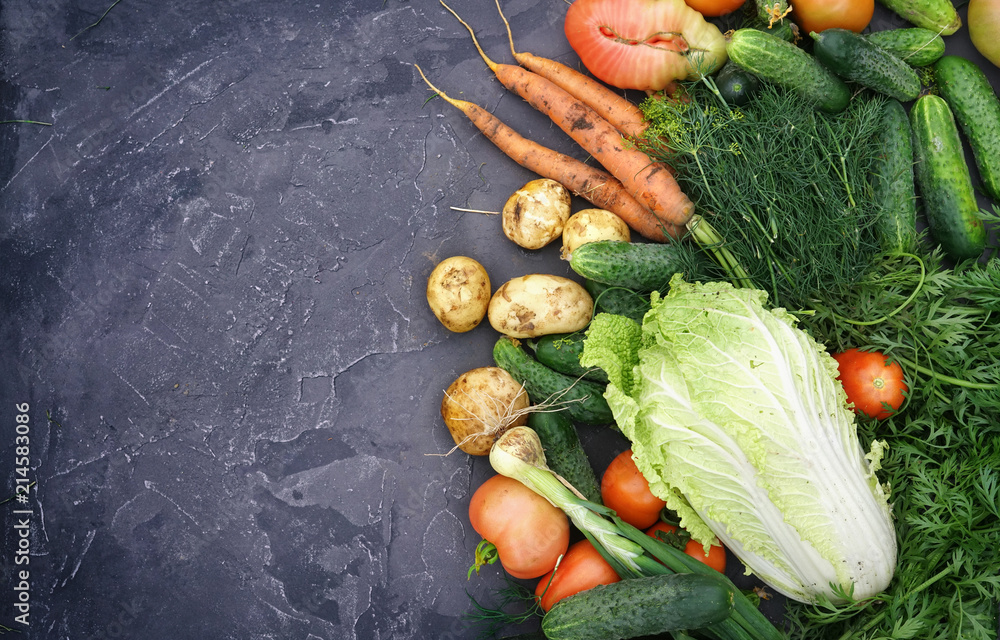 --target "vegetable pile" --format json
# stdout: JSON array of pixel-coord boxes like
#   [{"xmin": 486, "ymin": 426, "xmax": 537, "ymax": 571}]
[{"xmin": 418, "ymin": 0, "xmax": 1000, "ymax": 638}]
